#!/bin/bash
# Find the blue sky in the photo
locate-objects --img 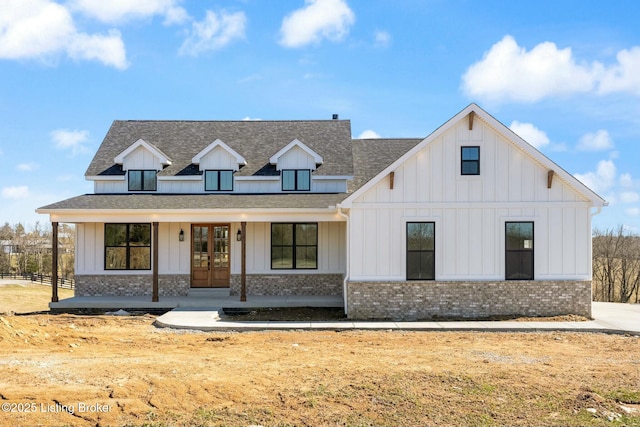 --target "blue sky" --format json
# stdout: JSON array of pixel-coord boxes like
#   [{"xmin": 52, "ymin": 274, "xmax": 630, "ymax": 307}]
[{"xmin": 1, "ymin": 0, "xmax": 639, "ymax": 230}]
